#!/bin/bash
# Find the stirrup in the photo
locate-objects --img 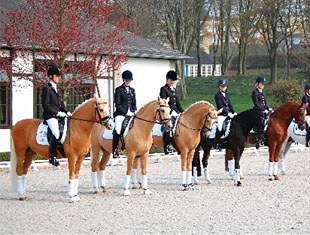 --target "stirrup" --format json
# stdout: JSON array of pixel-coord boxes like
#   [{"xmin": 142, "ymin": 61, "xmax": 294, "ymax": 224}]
[
  {"xmin": 49, "ymin": 157, "xmax": 60, "ymax": 167},
  {"xmin": 113, "ymin": 150, "xmax": 120, "ymax": 158}
]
